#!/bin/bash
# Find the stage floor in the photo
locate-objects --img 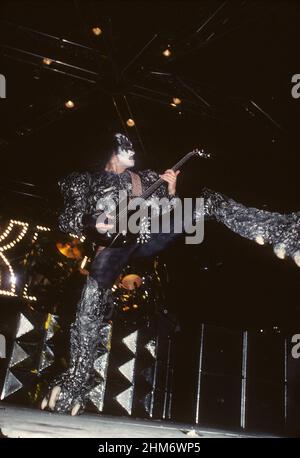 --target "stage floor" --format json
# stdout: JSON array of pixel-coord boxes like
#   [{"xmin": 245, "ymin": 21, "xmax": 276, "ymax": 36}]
[{"xmin": 0, "ymin": 402, "xmax": 279, "ymax": 438}]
